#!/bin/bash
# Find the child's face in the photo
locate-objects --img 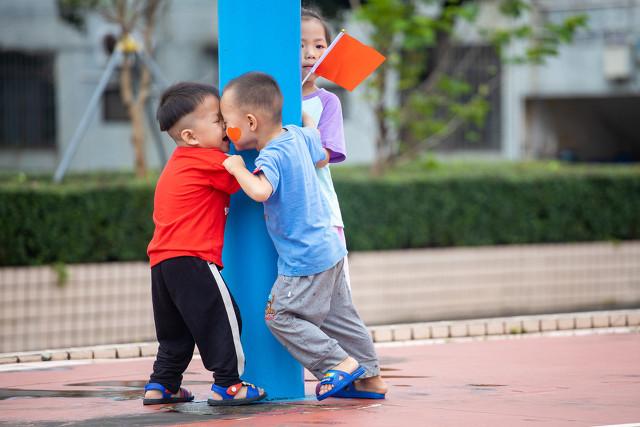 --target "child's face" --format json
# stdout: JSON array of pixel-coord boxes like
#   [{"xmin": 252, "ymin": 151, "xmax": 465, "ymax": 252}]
[
  {"xmin": 301, "ymin": 18, "xmax": 328, "ymax": 85},
  {"xmin": 186, "ymin": 95, "xmax": 229, "ymax": 152},
  {"xmin": 220, "ymin": 89, "xmax": 255, "ymax": 151}
]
